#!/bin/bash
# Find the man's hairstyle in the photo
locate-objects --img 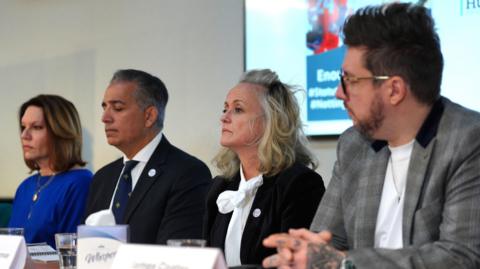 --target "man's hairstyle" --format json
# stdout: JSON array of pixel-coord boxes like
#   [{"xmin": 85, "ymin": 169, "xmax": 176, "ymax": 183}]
[
  {"xmin": 343, "ymin": 3, "xmax": 443, "ymax": 104},
  {"xmin": 19, "ymin": 94, "xmax": 86, "ymax": 172},
  {"xmin": 214, "ymin": 69, "xmax": 317, "ymax": 179},
  {"xmin": 110, "ymin": 69, "xmax": 169, "ymax": 130}
]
